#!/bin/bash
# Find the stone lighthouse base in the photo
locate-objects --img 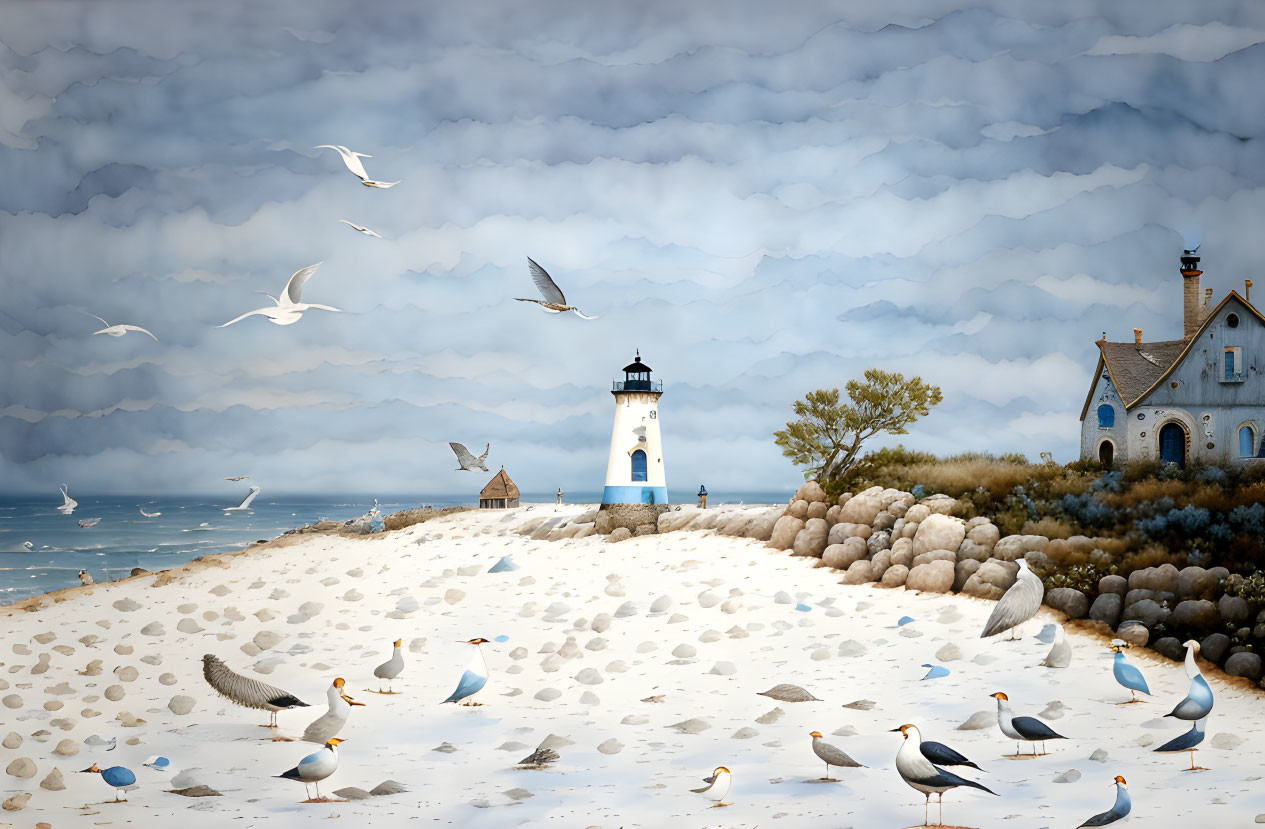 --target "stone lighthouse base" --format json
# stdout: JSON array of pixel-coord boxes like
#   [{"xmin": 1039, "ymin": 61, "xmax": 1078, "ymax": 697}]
[{"xmin": 595, "ymin": 503, "xmax": 670, "ymax": 535}]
